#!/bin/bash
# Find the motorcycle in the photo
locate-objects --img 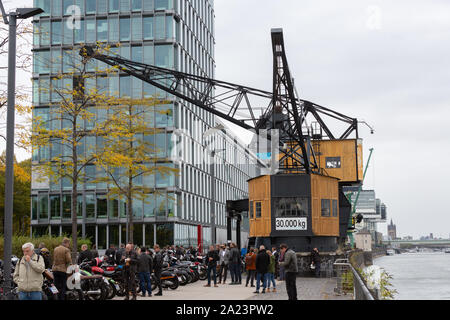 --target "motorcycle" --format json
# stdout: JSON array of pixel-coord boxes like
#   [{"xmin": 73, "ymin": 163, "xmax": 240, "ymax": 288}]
[
  {"xmin": 78, "ymin": 261, "xmax": 109, "ymax": 300},
  {"xmin": 41, "ymin": 269, "xmax": 58, "ymax": 300},
  {"xmin": 84, "ymin": 258, "xmax": 120, "ymax": 299},
  {"xmin": 151, "ymin": 263, "xmax": 179, "ymax": 291}
]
